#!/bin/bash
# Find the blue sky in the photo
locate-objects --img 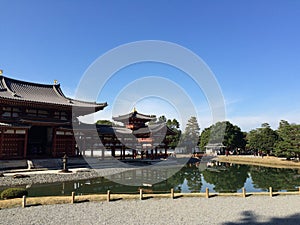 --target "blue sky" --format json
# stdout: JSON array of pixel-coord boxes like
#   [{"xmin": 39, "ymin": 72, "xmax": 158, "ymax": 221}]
[{"xmin": 1, "ymin": 0, "xmax": 300, "ymax": 131}]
